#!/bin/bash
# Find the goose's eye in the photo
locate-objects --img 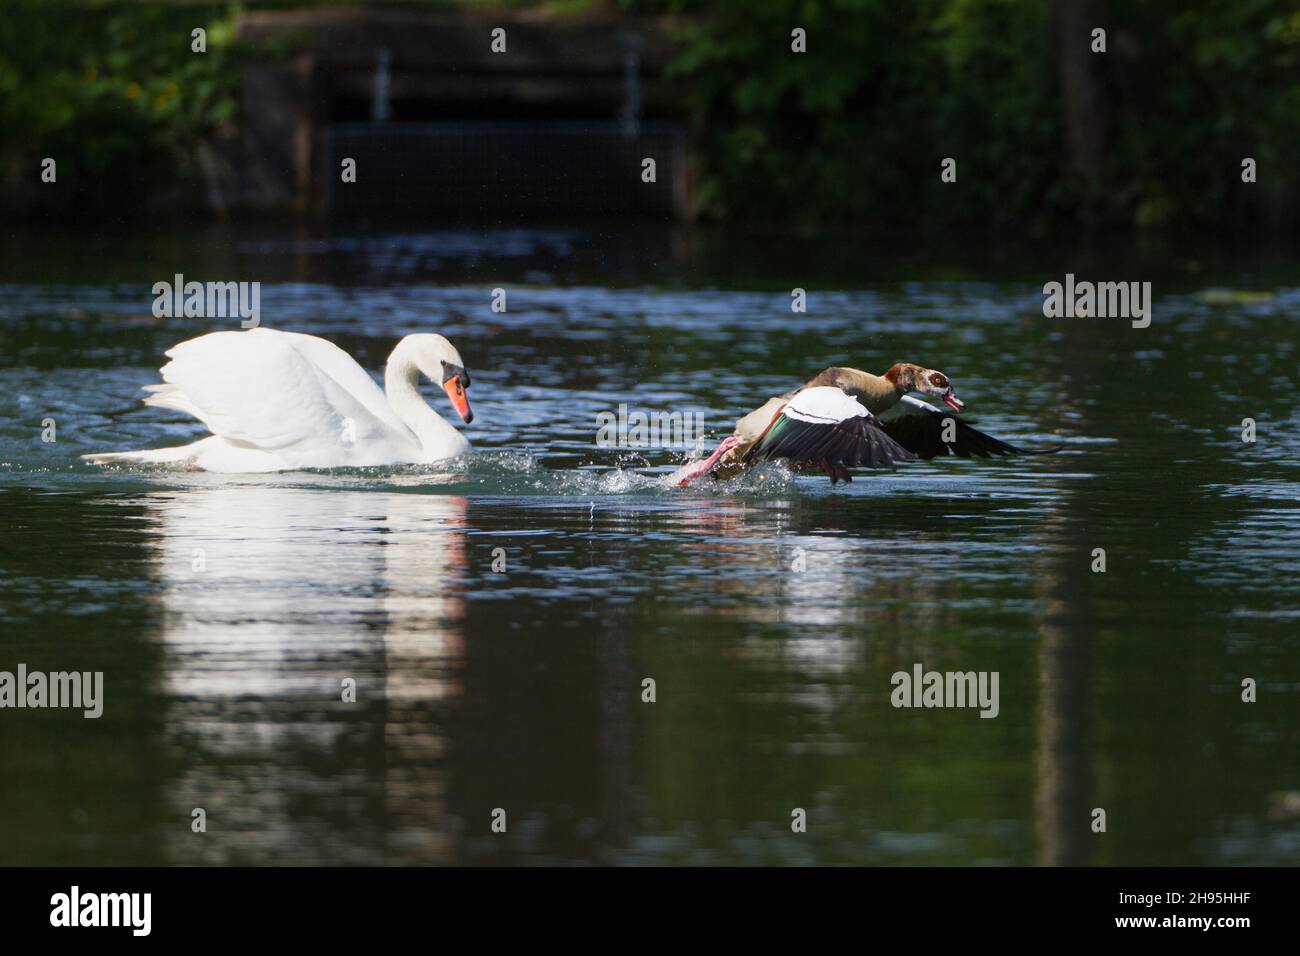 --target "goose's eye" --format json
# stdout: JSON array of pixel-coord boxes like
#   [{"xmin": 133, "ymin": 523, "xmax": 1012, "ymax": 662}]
[{"xmin": 929, "ymin": 373, "xmax": 948, "ymax": 388}]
